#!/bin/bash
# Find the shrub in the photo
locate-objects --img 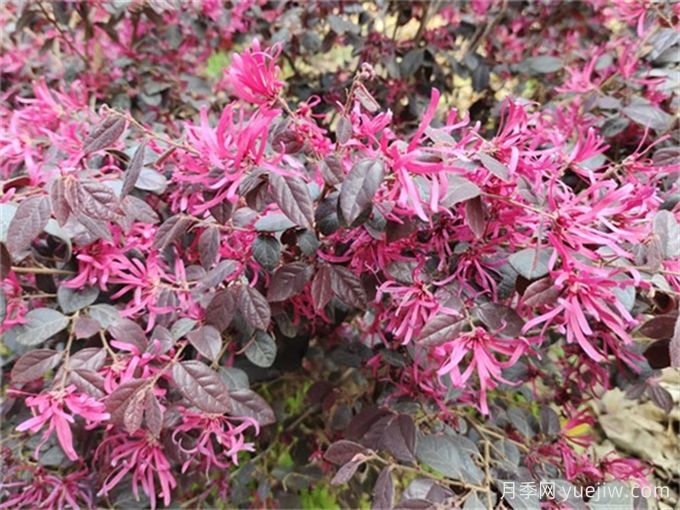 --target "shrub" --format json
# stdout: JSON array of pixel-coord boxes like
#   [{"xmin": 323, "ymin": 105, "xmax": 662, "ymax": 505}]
[{"xmin": 1, "ymin": 1, "xmax": 678, "ymax": 509}]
